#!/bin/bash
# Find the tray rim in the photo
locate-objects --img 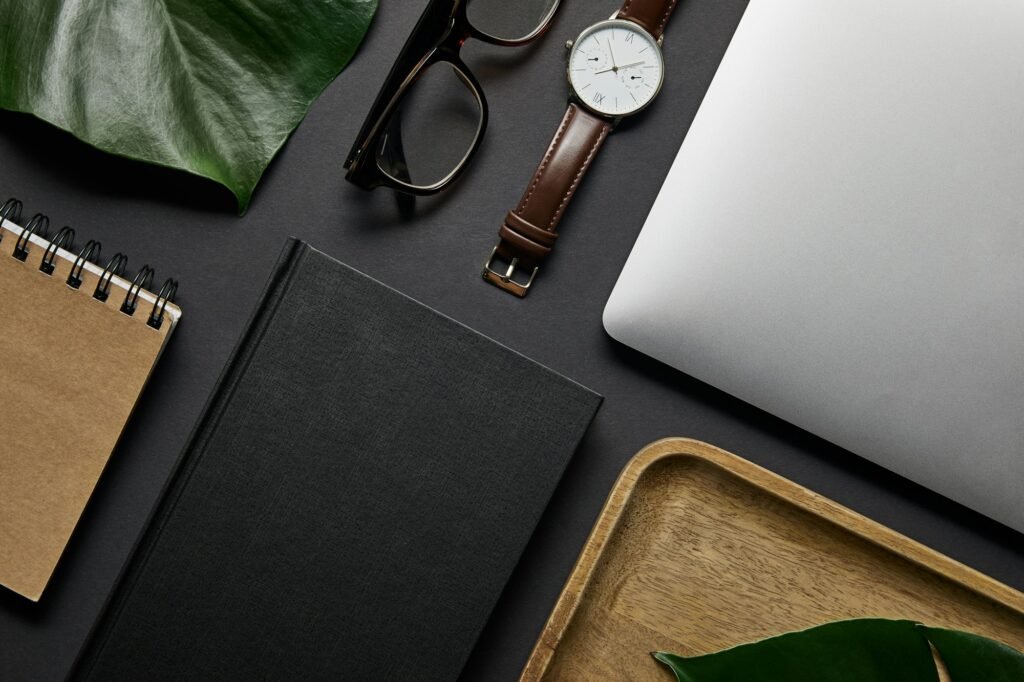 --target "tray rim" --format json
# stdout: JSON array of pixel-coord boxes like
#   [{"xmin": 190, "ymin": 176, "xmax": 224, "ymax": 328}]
[{"xmin": 520, "ymin": 437, "xmax": 1024, "ymax": 681}]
